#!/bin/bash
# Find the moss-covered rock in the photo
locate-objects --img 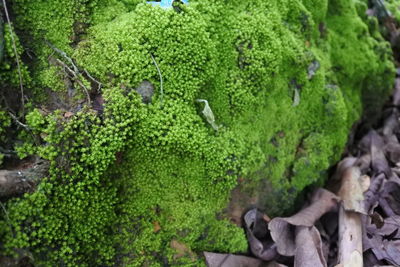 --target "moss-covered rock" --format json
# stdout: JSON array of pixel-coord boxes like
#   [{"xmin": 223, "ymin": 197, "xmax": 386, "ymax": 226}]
[{"xmin": 0, "ymin": 0, "xmax": 397, "ymax": 265}]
